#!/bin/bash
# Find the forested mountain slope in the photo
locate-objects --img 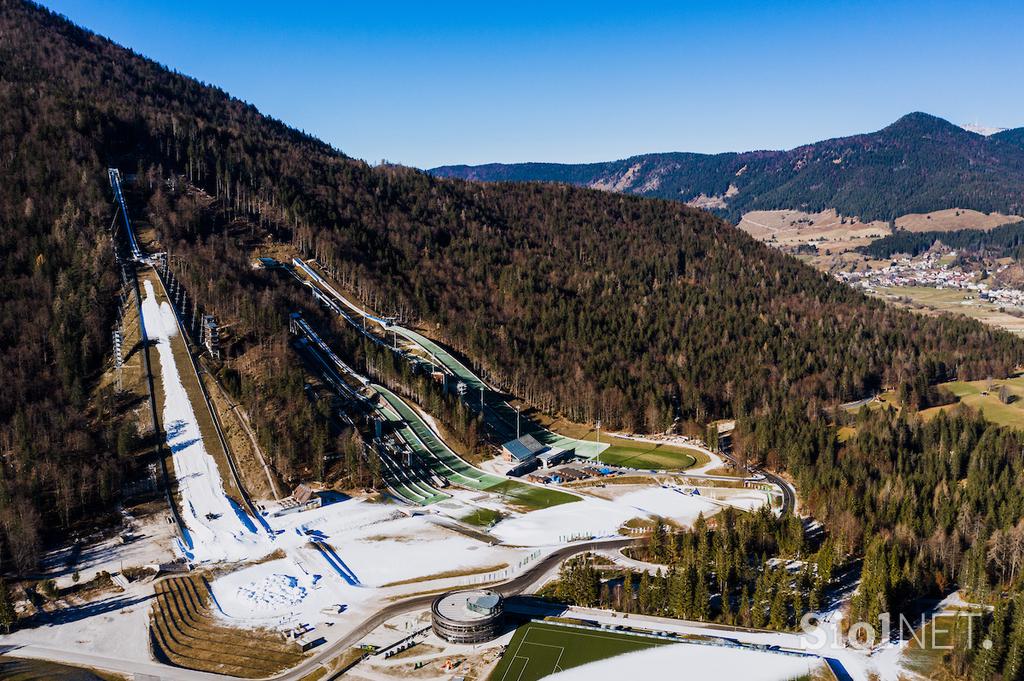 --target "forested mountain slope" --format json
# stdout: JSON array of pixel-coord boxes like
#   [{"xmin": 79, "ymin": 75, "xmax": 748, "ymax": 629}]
[
  {"xmin": 432, "ymin": 113, "xmax": 1024, "ymax": 223},
  {"xmin": 1, "ymin": 0, "xmax": 1023, "ymax": 570},
  {"xmin": 993, "ymin": 126, "xmax": 1024, "ymax": 149}
]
